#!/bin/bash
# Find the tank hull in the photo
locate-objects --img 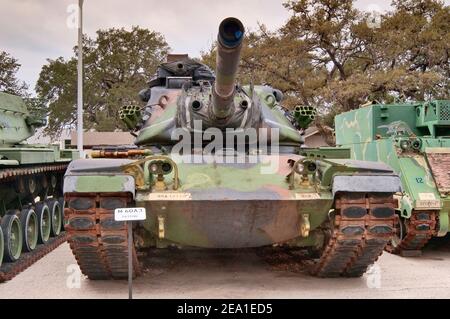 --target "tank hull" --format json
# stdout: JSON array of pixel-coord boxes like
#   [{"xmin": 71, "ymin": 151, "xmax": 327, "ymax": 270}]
[
  {"xmin": 62, "ymin": 17, "xmax": 403, "ymax": 280},
  {"xmin": 0, "ymin": 93, "xmax": 79, "ymax": 281},
  {"xmin": 138, "ymin": 198, "xmax": 332, "ymax": 249}
]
